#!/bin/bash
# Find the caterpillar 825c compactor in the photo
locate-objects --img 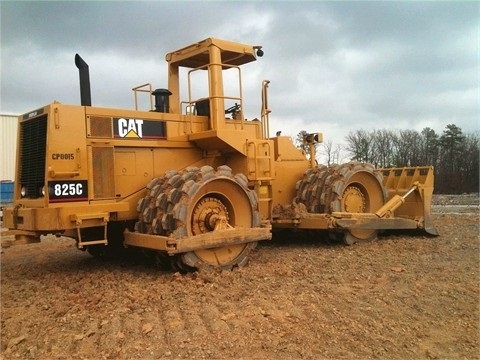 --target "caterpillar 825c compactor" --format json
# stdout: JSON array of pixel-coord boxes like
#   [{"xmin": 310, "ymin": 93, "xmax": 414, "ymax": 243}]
[{"xmin": 3, "ymin": 38, "xmax": 437, "ymax": 270}]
